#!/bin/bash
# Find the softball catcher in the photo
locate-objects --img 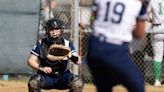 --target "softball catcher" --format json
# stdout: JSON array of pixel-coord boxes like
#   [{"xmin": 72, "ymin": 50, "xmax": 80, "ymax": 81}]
[
  {"xmin": 27, "ymin": 18, "xmax": 84, "ymax": 92},
  {"xmin": 148, "ymin": 0, "xmax": 164, "ymax": 86}
]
